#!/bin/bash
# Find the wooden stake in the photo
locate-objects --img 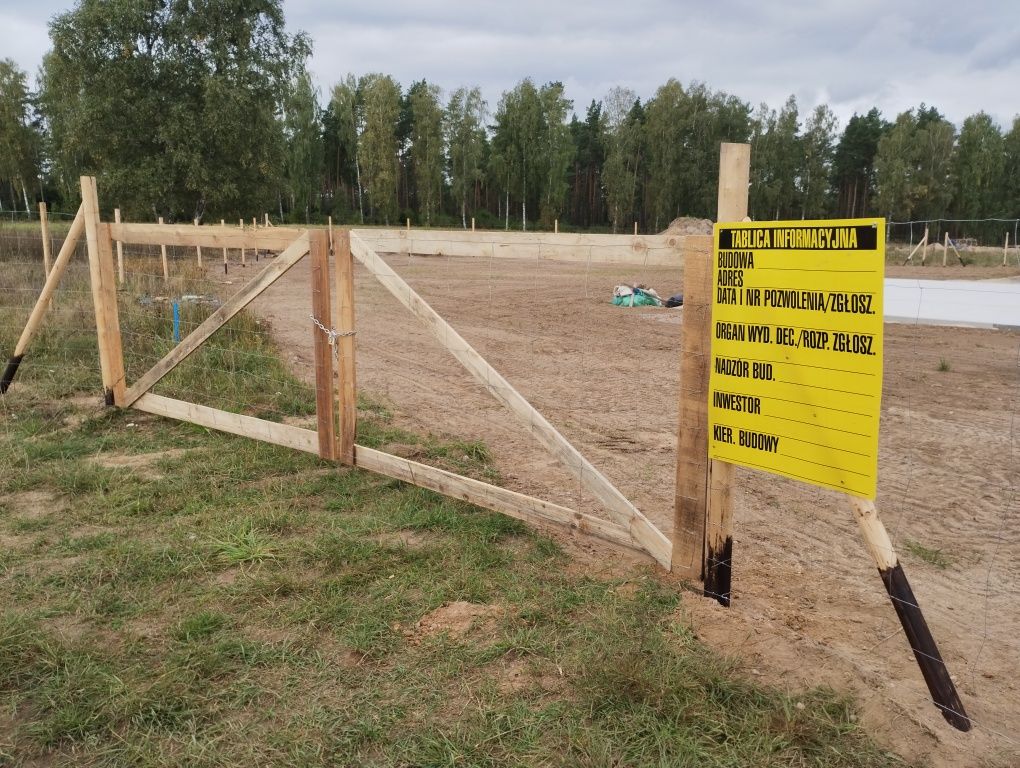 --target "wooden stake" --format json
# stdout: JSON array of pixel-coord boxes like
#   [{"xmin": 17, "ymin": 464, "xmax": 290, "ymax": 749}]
[
  {"xmin": 942, "ymin": 231, "xmax": 949, "ymax": 267},
  {"xmin": 921, "ymin": 226, "xmax": 929, "ymax": 265},
  {"xmin": 634, "ymin": 221, "xmax": 638, "ymax": 236},
  {"xmin": 2, "ymin": 205, "xmax": 86, "ymax": 394},
  {"xmin": 554, "ymin": 219, "xmax": 558, "ymax": 234},
  {"xmin": 158, "ymin": 216, "xmax": 169, "ymax": 283},
  {"xmin": 264, "ymin": 213, "xmax": 270, "ymax": 227},
  {"xmin": 335, "ymin": 229, "xmax": 357, "ymax": 464},
  {"xmin": 672, "ymin": 237, "xmax": 712, "ymax": 577},
  {"xmin": 240, "ymin": 219, "xmax": 246, "ymax": 267},
  {"xmin": 701, "ymin": 142, "xmax": 750, "ymax": 605},
  {"xmin": 328, "ymin": 216, "xmax": 333, "ymax": 251},
  {"xmin": 221, "ymin": 219, "xmax": 227, "ymax": 274},
  {"xmin": 851, "ymin": 498, "xmax": 971, "ymax": 731},
  {"xmin": 309, "ymin": 230, "xmax": 337, "ymax": 460},
  {"xmin": 1005, "ymin": 233, "xmax": 1010, "ymax": 267},
  {"xmin": 81, "ymin": 177, "xmax": 126, "ymax": 405},
  {"xmin": 471, "ymin": 217, "xmax": 475, "ymax": 232},
  {"xmin": 194, "ymin": 218, "xmax": 202, "ymax": 267},
  {"xmin": 38, "ymin": 202, "xmax": 52, "ymax": 277},
  {"xmin": 114, "ymin": 208, "xmax": 125, "ymax": 283},
  {"xmin": 252, "ymin": 217, "xmax": 259, "ymax": 262},
  {"xmin": 904, "ymin": 230, "xmax": 927, "ymax": 265},
  {"xmin": 406, "ymin": 217, "xmax": 411, "ymax": 230}
]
